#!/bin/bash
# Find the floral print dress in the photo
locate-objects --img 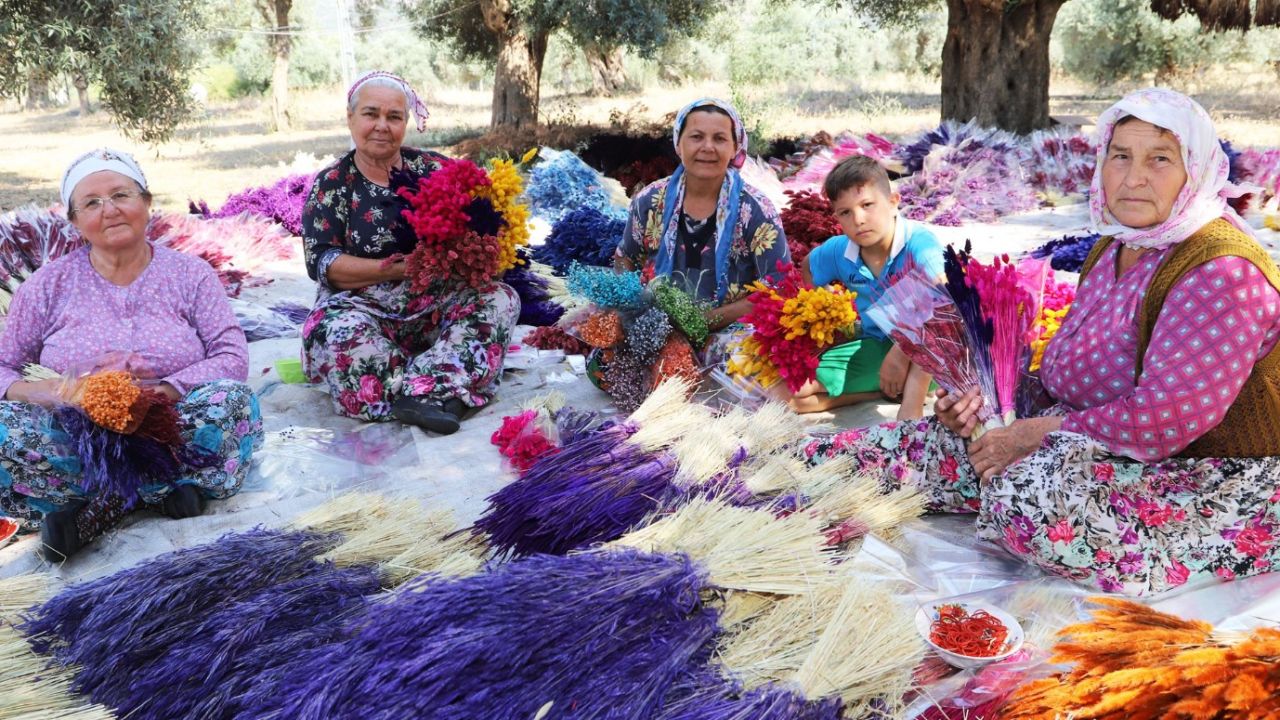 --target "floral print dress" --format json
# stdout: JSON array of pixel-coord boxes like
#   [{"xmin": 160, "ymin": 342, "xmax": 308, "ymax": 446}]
[
  {"xmin": 0, "ymin": 380, "xmax": 263, "ymax": 529},
  {"xmin": 301, "ymin": 149, "xmax": 520, "ymax": 421},
  {"xmin": 807, "ymin": 240, "xmax": 1280, "ymax": 597}
]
